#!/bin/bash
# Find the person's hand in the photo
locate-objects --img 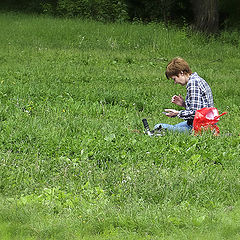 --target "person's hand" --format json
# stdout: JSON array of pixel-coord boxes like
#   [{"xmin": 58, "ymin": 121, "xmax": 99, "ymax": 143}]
[
  {"xmin": 171, "ymin": 94, "xmax": 185, "ymax": 108},
  {"xmin": 164, "ymin": 109, "xmax": 179, "ymax": 118}
]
